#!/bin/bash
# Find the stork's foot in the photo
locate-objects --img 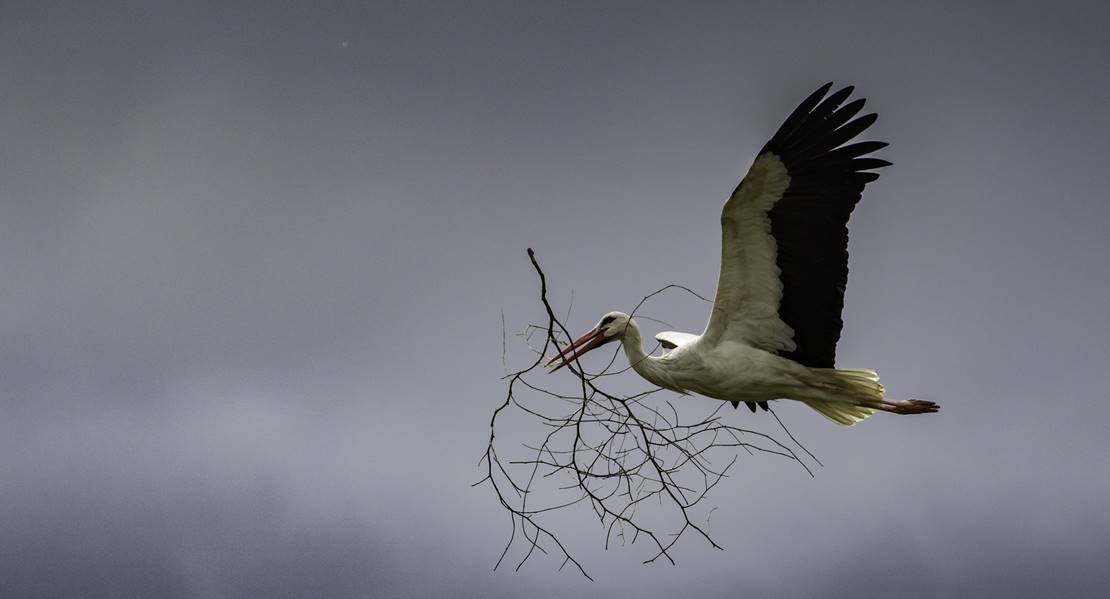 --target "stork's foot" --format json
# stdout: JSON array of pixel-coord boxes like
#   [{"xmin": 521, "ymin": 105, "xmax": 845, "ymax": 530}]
[{"xmin": 882, "ymin": 399, "xmax": 939, "ymax": 415}]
